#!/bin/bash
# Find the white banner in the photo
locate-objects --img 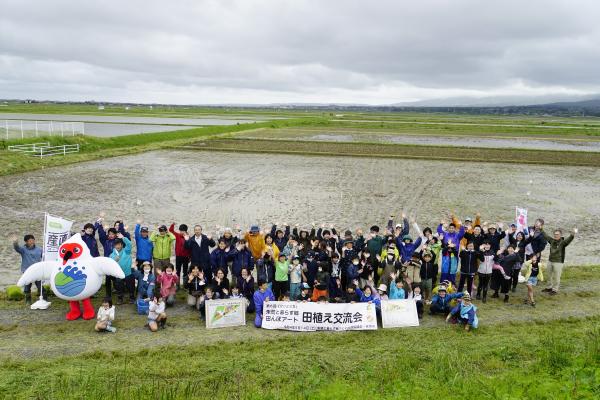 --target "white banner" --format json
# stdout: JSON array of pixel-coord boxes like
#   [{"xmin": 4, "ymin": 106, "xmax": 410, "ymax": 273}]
[
  {"xmin": 43, "ymin": 213, "xmax": 74, "ymax": 261},
  {"xmin": 205, "ymin": 298, "xmax": 246, "ymax": 329},
  {"xmin": 515, "ymin": 207, "xmax": 528, "ymax": 233},
  {"xmin": 381, "ymin": 300, "xmax": 420, "ymax": 328},
  {"xmin": 262, "ymin": 301, "xmax": 377, "ymax": 332}
]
